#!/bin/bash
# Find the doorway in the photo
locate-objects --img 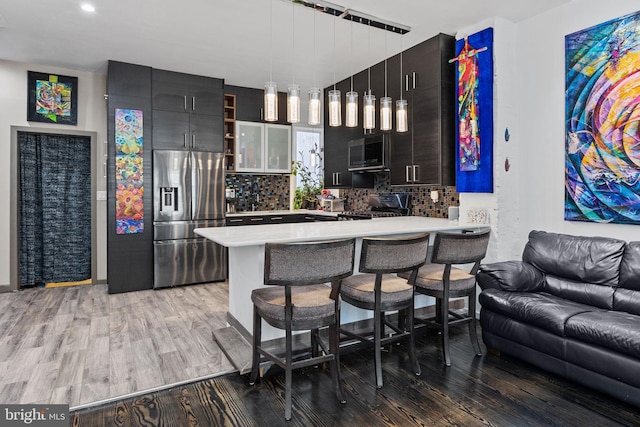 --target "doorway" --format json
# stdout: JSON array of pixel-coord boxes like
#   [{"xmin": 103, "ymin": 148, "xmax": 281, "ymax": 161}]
[{"xmin": 10, "ymin": 127, "xmax": 98, "ymax": 291}]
